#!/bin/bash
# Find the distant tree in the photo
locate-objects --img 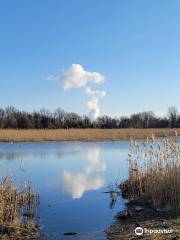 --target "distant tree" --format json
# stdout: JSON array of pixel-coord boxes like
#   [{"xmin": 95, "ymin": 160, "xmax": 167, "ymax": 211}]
[
  {"xmin": 54, "ymin": 108, "xmax": 65, "ymax": 128},
  {"xmin": 82, "ymin": 116, "xmax": 92, "ymax": 128},
  {"xmin": 0, "ymin": 105, "xmax": 179, "ymax": 129},
  {"xmin": 4, "ymin": 106, "xmax": 18, "ymax": 128},
  {"xmin": 129, "ymin": 113, "xmax": 143, "ymax": 128},
  {"xmin": 118, "ymin": 117, "xmax": 130, "ymax": 128},
  {"xmin": 0, "ymin": 108, "xmax": 5, "ymax": 128},
  {"xmin": 140, "ymin": 111, "xmax": 155, "ymax": 128},
  {"xmin": 167, "ymin": 106, "xmax": 178, "ymax": 128}
]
